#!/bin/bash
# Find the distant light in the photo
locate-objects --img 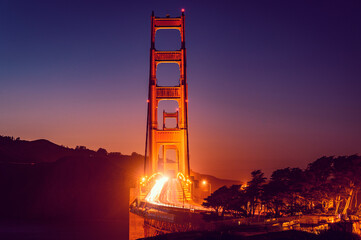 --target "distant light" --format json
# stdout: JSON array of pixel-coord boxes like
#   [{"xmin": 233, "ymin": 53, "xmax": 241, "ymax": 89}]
[
  {"xmin": 147, "ymin": 99, "xmax": 149, "ymax": 103},
  {"xmin": 202, "ymin": 180, "xmax": 207, "ymax": 185},
  {"xmin": 181, "ymin": 8, "xmax": 185, "ymax": 12}
]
